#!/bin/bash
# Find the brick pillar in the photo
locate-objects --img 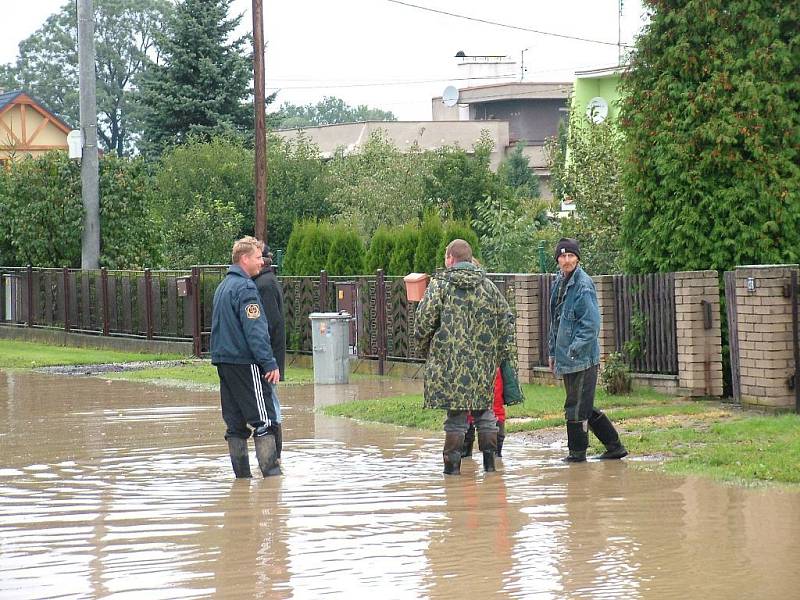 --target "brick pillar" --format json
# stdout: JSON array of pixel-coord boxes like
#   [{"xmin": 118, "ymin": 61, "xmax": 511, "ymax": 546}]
[
  {"xmin": 734, "ymin": 265, "xmax": 797, "ymax": 409},
  {"xmin": 593, "ymin": 275, "xmax": 616, "ymax": 365},
  {"xmin": 674, "ymin": 270, "xmax": 723, "ymax": 397},
  {"xmin": 514, "ymin": 274, "xmax": 540, "ymax": 384}
]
